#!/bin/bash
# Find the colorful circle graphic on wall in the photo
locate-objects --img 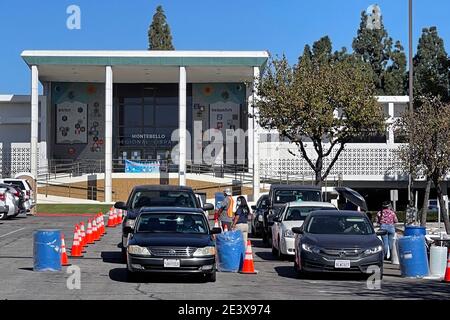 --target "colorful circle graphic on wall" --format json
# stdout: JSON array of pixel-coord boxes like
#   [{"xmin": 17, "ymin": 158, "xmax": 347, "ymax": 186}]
[
  {"xmin": 203, "ymin": 86, "xmax": 213, "ymax": 96},
  {"xmin": 87, "ymin": 85, "xmax": 97, "ymax": 95},
  {"xmin": 68, "ymin": 147, "xmax": 76, "ymax": 155}
]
